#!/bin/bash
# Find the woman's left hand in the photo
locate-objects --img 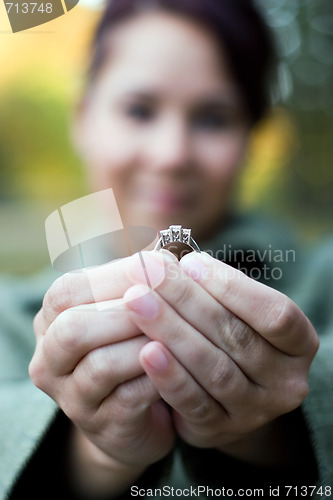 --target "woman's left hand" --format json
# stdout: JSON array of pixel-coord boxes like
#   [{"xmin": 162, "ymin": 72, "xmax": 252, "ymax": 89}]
[{"xmin": 124, "ymin": 251, "xmax": 319, "ymax": 466}]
